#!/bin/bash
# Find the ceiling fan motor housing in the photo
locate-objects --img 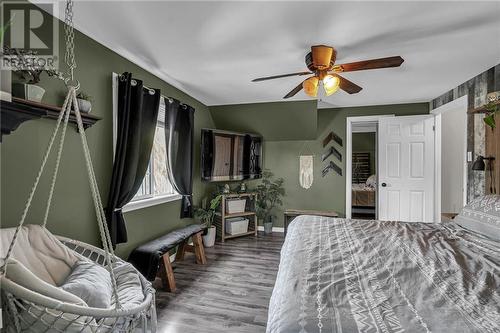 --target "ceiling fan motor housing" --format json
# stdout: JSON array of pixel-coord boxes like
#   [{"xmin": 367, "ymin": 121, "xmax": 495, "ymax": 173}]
[{"xmin": 306, "ymin": 45, "xmax": 337, "ymax": 72}]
